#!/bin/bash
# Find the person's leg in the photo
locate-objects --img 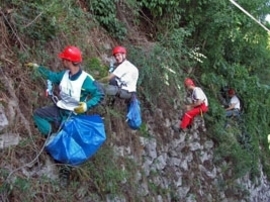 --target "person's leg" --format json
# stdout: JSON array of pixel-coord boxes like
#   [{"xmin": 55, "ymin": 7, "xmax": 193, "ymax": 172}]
[
  {"xmin": 180, "ymin": 108, "xmax": 201, "ymax": 129},
  {"xmin": 232, "ymin": 109, "xmax": 240, "ymax": 117},
  {"xmin": 224, "ymin": 110, "xmax": 233, "ymax": 128},
  {"xmin": 225, "ymin": 110, "xmax": 234, "ymax": 117},
  {"xmin": 99, "ymin": 83, "xmax": 119, "ymax": 96},
  {"xmin": 109, "ymin": 77, "xmax": 118, "ymax": 86},
  {"xmin": 99, "ymin": 83, "xmax": 133, "ymax": 99},
  {"xmin": 58, "ymin": 164, "xmax": 72, "ymax": 187},
  {"xmin": 118, "ymin": 89, "xmax": 132, "ymax": 100},
  {"xmin": 33, "ymin": 105, "xmax": 61, "ymax": 136},
  {"xmin": 99, "ymin": 84, "xmax": 118, "ymax": 107},
  {"xmin": 225, "ymin": 109, "xmax": 238, "ymax": 128}
]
